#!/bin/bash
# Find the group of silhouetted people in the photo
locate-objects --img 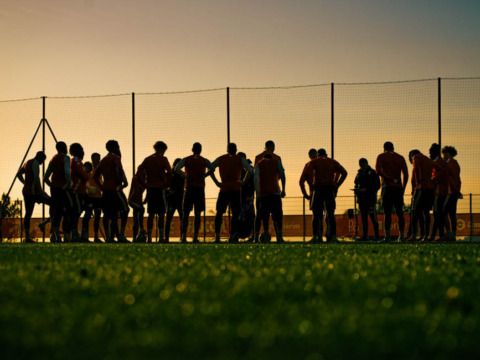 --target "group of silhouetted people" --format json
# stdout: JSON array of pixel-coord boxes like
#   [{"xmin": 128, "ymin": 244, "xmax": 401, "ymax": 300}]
[{"xmin": 17, "ymin": 139, "xmax": 460, "ymax": 244}]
